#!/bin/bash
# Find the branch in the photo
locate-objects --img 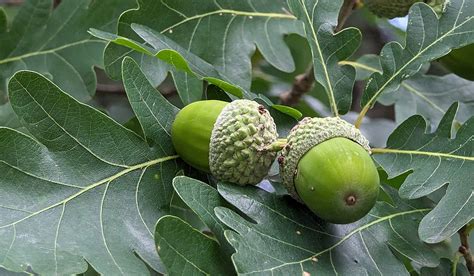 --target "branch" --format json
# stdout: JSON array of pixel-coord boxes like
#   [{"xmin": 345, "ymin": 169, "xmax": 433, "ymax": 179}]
[
  {"xmin": 279, "ymin": 66, "xmax": 314, "ymax": 106},
  {"xmin": 459, "ymin": 224, "xmax": 474, "ymax": 275}
]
